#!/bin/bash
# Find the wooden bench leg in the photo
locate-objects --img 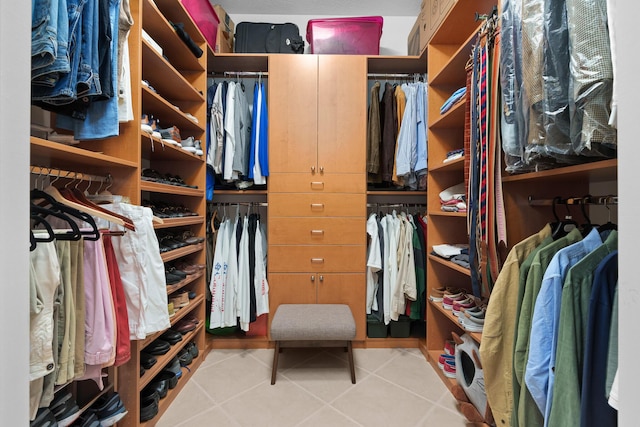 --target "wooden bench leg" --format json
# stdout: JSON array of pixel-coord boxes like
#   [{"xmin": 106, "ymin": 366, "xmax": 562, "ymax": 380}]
[
  {"xmin": 271, "ymin": 341, "xmax": 280, "ymax": 385},
  {"xmin": 347, "ymin": 341, "xmax": 356, "ymax": 384}
]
